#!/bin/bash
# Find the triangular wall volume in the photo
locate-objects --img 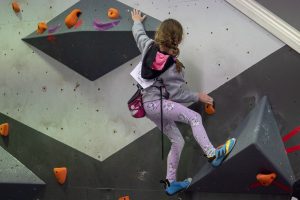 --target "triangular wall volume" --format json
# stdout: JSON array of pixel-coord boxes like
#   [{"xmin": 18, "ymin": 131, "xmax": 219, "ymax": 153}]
[
  {"xmin": 189, "ymin": 96, "xmax": 295, "ymax": 195},
  {"xmin": 22, "ymin": 0, "xmax": 160, "ymax": 81}
]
